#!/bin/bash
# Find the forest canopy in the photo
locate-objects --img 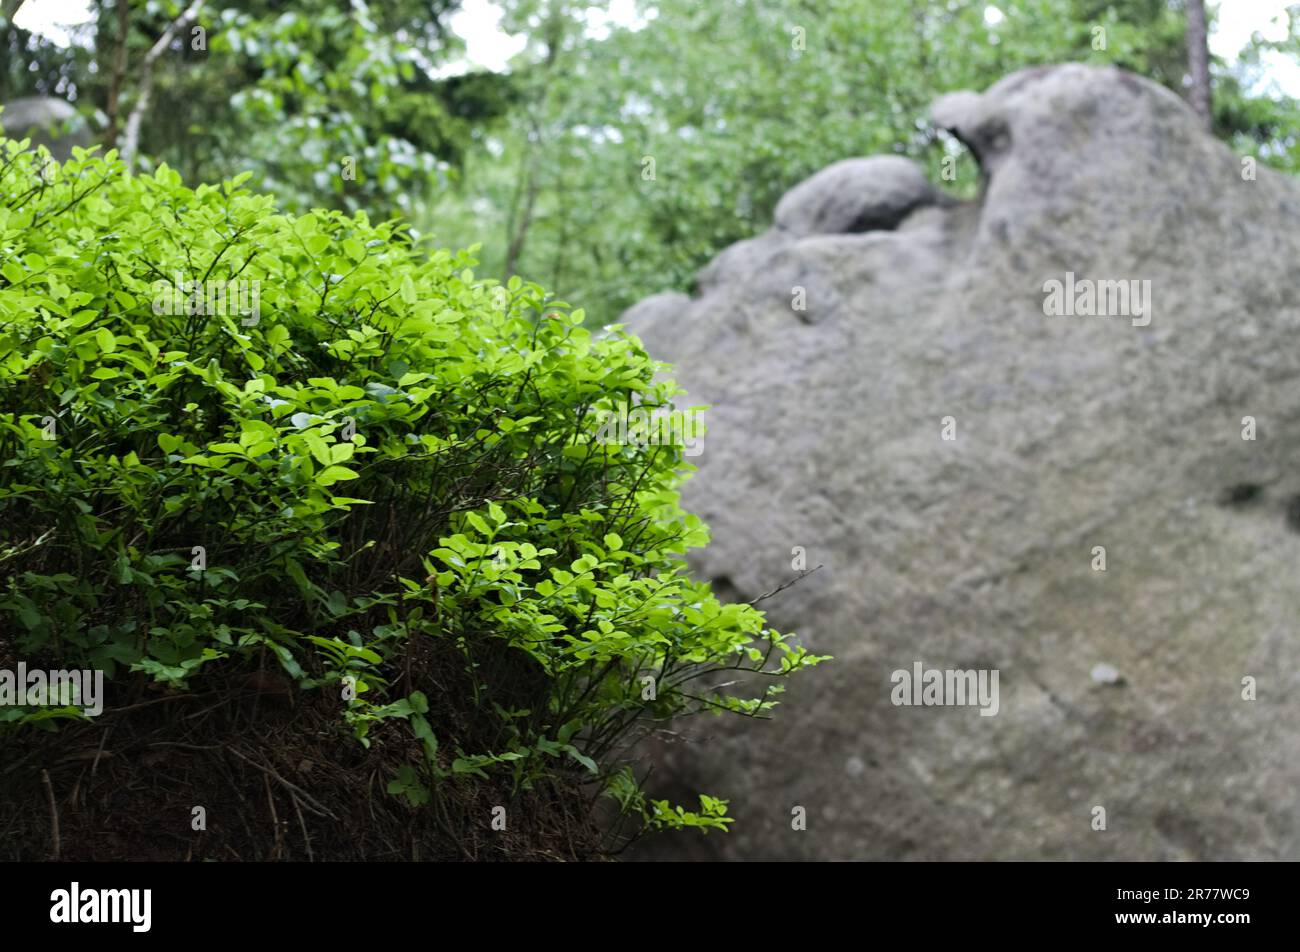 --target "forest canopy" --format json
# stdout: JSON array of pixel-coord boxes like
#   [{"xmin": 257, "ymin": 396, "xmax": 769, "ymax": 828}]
[{"xmin": 4, "ymin": 0, "xmax": 1297, "ymax": 326}]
